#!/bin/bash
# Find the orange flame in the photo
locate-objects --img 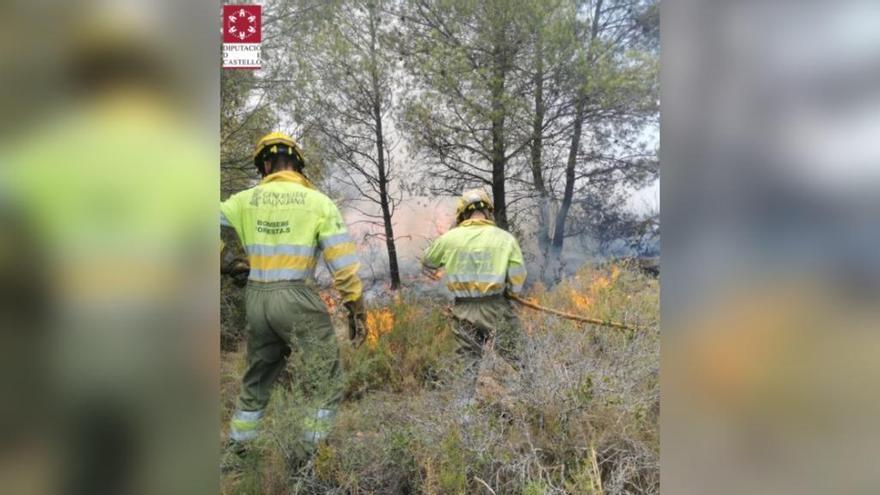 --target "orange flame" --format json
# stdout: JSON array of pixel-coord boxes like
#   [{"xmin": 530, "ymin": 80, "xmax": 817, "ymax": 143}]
[
  {"xmin": 610, "ymin": 265, "xmax": 621, "ymax": 281},
  {"xmin": 319, "ymin": 290, "xmax": 337, "ymax": 313},
  {"xmin": 567, "ymin": 267, "xmax": 620, "ymax": 311},
  {"xmin": 365, "ymin": 308, "xmax": 394, "ymax": 347},
  {"xmin": 568, "ymin": 290, "xmax": 593, "ymax": 311},
  {"xmin": 591, "ymin": 276, "xmax": 611, "ymax": 291}
]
